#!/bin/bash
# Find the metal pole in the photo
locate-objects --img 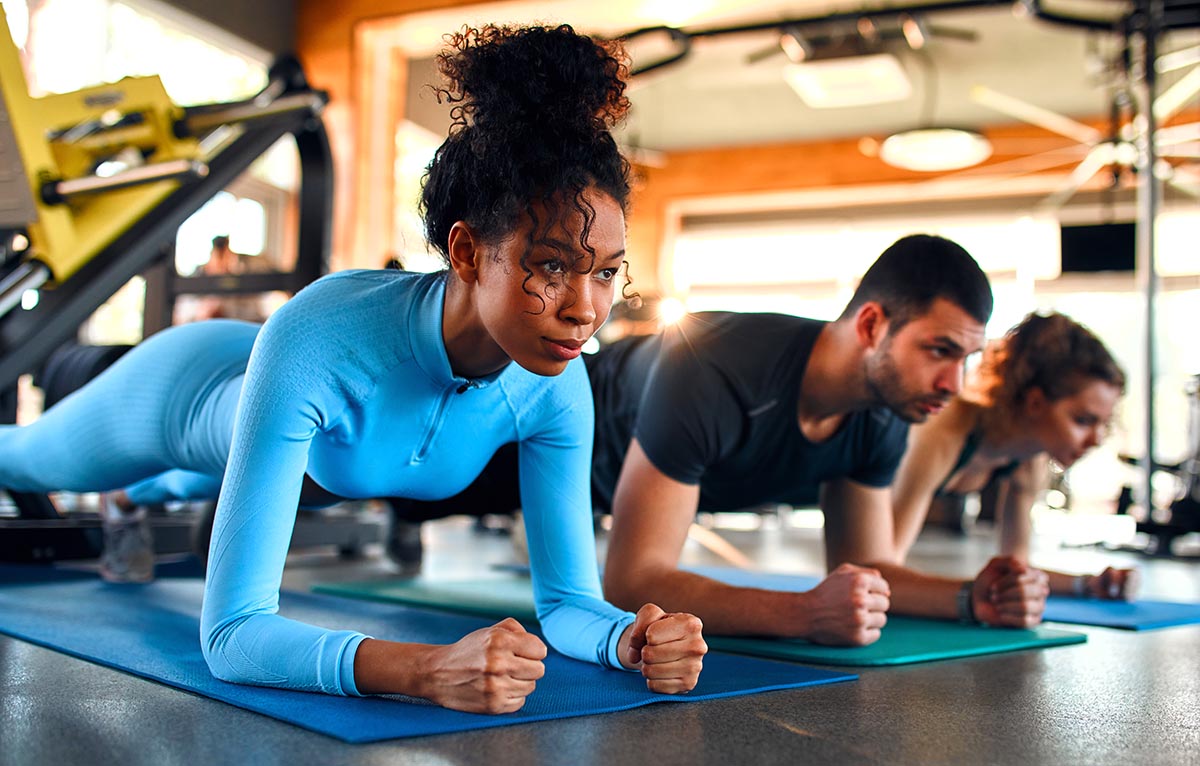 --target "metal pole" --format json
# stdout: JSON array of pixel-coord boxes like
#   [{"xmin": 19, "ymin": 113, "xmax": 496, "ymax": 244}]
[
  {"xmin": 0, "ymin": 260, "xmax": 49, "ymax": 319},
  {"xmin": 1133, "ymin": 1, "xmax": 1162, "ymax": 520},
  {"xmin": 46, "ymin": 160, "xmax": 208, "ymax": 203}
]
